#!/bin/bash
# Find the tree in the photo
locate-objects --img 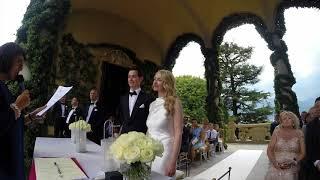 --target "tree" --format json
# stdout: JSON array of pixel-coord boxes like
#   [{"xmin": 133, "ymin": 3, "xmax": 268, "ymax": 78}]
[
  {"xmin": 218, "ymin": 42, "xmax": 273, "ymax": 123},
  {"xmin": 176, "ymin": 76, "xmax": 207, "ymax": 121}
]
